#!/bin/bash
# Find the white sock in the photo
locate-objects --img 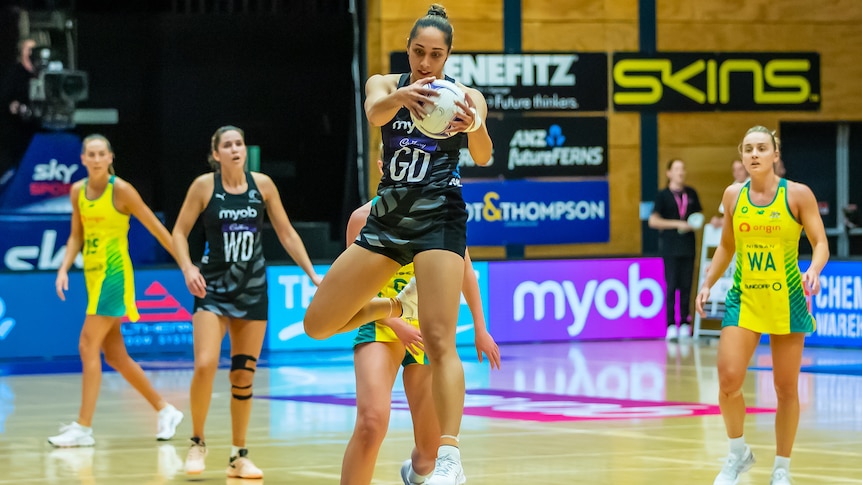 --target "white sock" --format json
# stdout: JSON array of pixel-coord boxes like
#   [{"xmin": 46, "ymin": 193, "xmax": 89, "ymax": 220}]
[
  {"xmin": 729, "ymin": 436, "xmax": 746, "ymax": 456},
  {"xmin": 774, "ymin": 456, "xmax": 790, "ymax": 471},
  {"xmin": 231, "ymin": 445, "xmax": 244, "ymax": 458},
  {"xmin": 159, "ymin": 403, "xmax": 173, "ymax": 414},
  {"xmin": 75, "ymin": 422, "xmax": 92, "ymax": 431},
  {"xmin": 408, "ymin": 463, "xmax": 431, "ymax": 482},
  {"xmin": 438, "ymin": 444, "xmax": 460, "ymax": 460}
]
